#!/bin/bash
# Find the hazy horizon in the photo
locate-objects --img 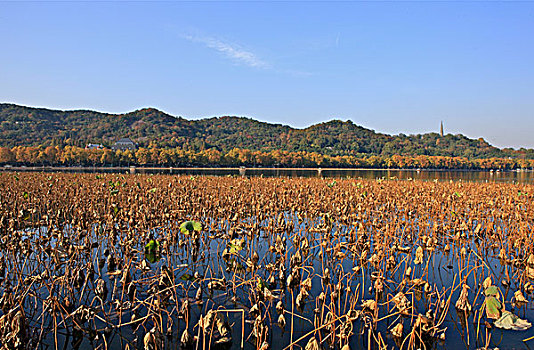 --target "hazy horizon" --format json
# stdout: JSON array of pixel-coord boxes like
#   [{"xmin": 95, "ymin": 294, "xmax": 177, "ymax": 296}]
[{"xmin": 1, "ymin": 1, "xmax": 533, "ymax": 149}]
